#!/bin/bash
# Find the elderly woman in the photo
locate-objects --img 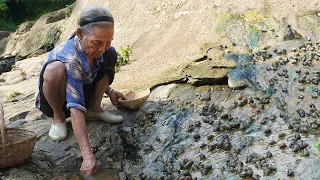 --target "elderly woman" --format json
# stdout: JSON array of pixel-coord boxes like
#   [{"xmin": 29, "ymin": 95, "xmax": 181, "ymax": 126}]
[{"xmin": 35, "ymin": 6, "xmax": 125, "ymax": 175}]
